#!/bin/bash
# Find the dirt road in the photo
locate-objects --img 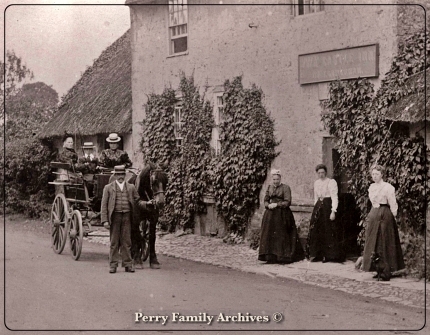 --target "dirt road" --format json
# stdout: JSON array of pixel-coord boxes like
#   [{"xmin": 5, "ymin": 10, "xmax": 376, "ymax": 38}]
[{"xmin": 2, "ymin": 215, "xmax": 426, "ymax": 334}]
